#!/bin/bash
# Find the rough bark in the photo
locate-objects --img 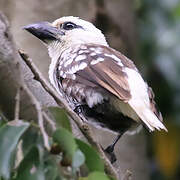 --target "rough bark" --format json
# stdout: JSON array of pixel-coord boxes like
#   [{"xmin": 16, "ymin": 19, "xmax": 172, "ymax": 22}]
[{"xmin": 0, "ymin": 12, "xmax": 57, "ymax": 120}]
